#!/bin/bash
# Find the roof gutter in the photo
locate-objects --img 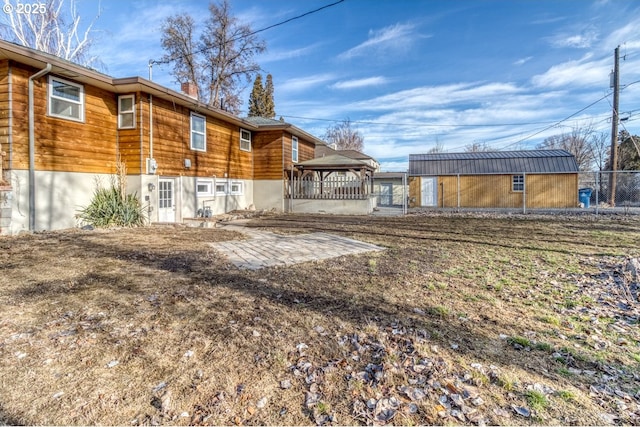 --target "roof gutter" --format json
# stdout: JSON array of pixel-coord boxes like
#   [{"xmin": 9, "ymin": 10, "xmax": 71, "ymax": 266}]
[{"xmin": 28, "ymin": 63, "xmax": 51, "ymax": 231}]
